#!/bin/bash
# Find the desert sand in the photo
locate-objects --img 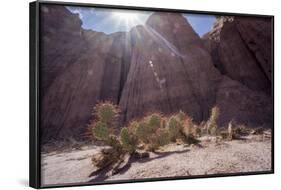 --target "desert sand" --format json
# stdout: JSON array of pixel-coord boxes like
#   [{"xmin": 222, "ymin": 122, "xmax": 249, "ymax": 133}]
[{"xmin": 41, "ymin": 135, "xmax": 271, "ymax": 186}]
